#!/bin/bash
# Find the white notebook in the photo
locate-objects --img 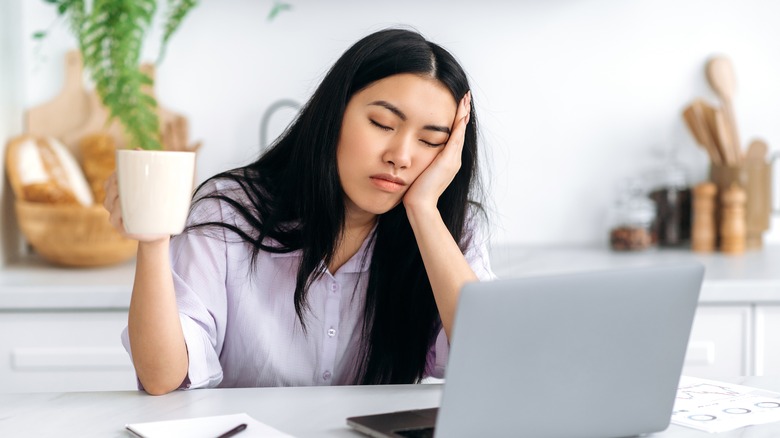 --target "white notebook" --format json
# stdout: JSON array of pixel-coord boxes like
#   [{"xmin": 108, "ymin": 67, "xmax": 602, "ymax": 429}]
[{"xmin": 125, "ymin": 412, "xmax": 294, "ymax": 438}]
